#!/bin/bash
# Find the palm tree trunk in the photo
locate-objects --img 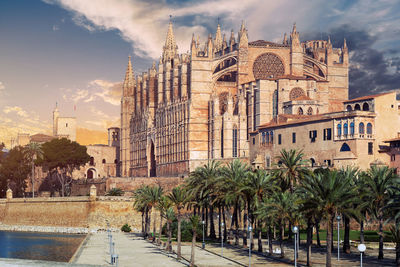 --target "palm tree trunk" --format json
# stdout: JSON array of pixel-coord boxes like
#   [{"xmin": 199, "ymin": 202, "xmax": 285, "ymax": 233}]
[
  {"xmin": 258, "ymin": 220, "xmax": 263, "ymax": 252},
  {"xmin": 316, "ymin": 221, "xmax": 321, "ymax": 247},
  {"xmin": 148, "ymin": 208, "xmax": 152, "ymax": 239},
  {"xmin": 360, "ymin": 220, "xmax": 365, "ymax": 244},
  {"xmin": 280, "ymin": 222, "xmax": 285, "ymax": 258},
  {"xmin": 379, "ymin": 216, "xmax": 384, "ymax": 259},
  {"xmin": 167, "ymin": 221, "xmax": 172, "ymax": 252},
  {"xmin": 144, "ymin": 208, "xmax": 148, "ymax": 239},
  {"xmin": 205, "ymin": 205, "xmax": 208, "ymax": 237},
  {"xmin": 158, "ymin": 215, "xmax": 163, "ymax": 245},
  {"xmin": 234, "ymin": 202, "xmax": 239, "ymax": 245},
  {"xmin": 268, "ymin": 226, "xmax": 273, "ymax": 255},
  {"xmin": 177, "ymin": 210, "xmax": 182, "ymax": 259},
  {"xmin": 190, "ymin": 230, "xmax": 196, "ymax": 267},
  {"xmin": 218, "ymin": 206, "xmax": 222, "ymax": 240},
  {"xmin": 343, "ymin": 215, "xmax": 350, "ymax": 254},
  {"xmin": 153, "ymin": 211, "xmax": 157, "ymax": 242},
  {"xmin": 222, "ymin": 206, "xmax": 227, "ymax": 242},
  {"xmin": 210, "ymin": 205, "xmax": 216, "ymax": 239},
  {"xmin": 31, "ymin": 161, "xmax": 35, "ymax": 198},
  {"xmin": 326, "ymin": 214, "xmax": 333, "ymax": 267},
  {"xmin": 331, "ymin": 216, "xmax": 334, "ymax": 252},
  {"xmin": 141, "ymin": 211, "xmax": 145, "ymax": 236},
  {"xmin": 306, "ymin": 219, "xmax": 312, "ymax": 267},
  {"xmin": 288, "ymin": 221, "xmax": 292, "ymax": 241},
  {"xmin": 243, "ymin": 213, "xmax": 248, "ymax": 247}
]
